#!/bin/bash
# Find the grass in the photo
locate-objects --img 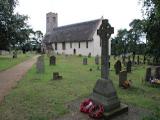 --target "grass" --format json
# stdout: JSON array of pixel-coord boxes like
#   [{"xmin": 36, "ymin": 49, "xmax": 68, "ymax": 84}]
[
  {"xmin": 0, "ymin": 55, "xmax": 159, "ymax": 120},
  {"xmin": 0, "ymin": 53, "xmax": 33, "ymax": 71}
]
